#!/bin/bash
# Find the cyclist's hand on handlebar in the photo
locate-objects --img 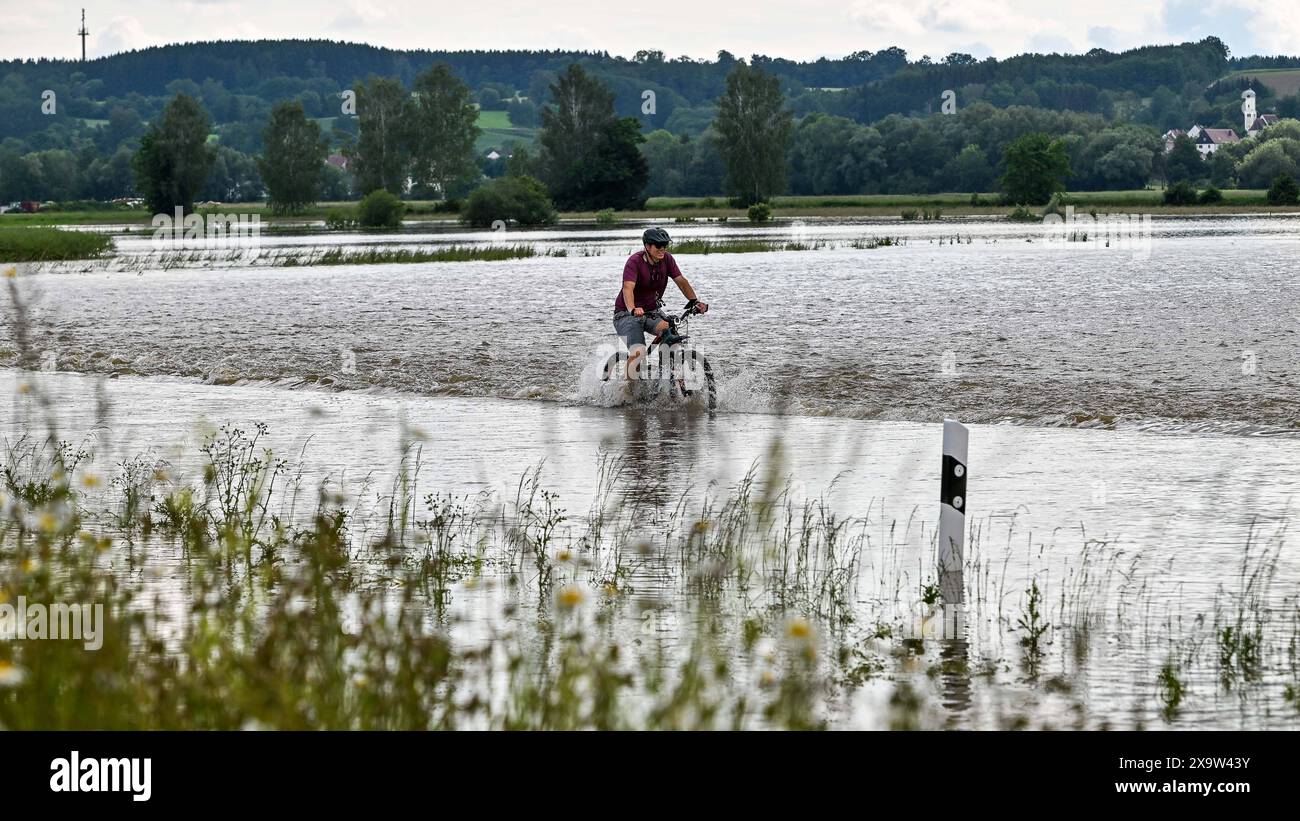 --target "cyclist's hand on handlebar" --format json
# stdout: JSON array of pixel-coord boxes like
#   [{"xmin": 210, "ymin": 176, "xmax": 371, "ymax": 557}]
[
  {"xmin": 633, "ymin": 307, "xmax": 645, "ymax": 316},
  {"xmin": 695, "ymin": 301, "xmax": 708, "ymax": 314}
]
